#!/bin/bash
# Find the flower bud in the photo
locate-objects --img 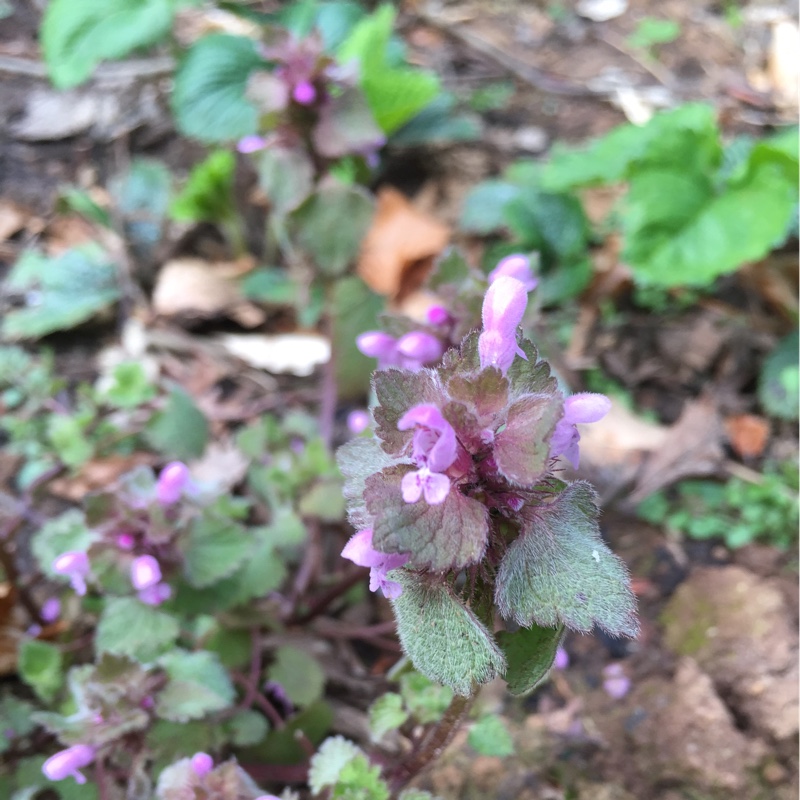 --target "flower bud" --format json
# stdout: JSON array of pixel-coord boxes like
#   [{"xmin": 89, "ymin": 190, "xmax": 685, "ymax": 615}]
[
  {"xmin": 41, "ymin": 597, "xmax": 61, "ymax": 623},
  {"xmin": 396, "ymin": 332, "xmax": 443, "ymax": 365},
  {"xmin": 42, "ymin": 744, "xmax": 95, "ymax": 783},
  {"xmin": 237, "ymin": 135, "xmax": 268, "ymax": 154},
  {"xmin": 347, "ymin": 409, "xmax": 370, "ymax": 435},
  {"xmin": 426, "ymin": 305, "xmax": 450, "ymax": 326},
  {"xmin": 156, "ymin": 462, "xmax": 190, "ymax": 505},
  {"xmin": 191, "ymin": 752, "xmax": 214, "ymax": 777},
  {"xmin": 602, "ymin": 663, "xmax": 631, "ymax": 699},
  {"xmin": 116, "ymin": 533, "xmax": 135, "ymax": 551},
  {"xmin": 292, "ymin": 80, "xmax": 317, "ymax": 105},
  {"xmin": 488, "ymin": 254, "xmax": 538, "ymax": 292},
  {"xmin": 479, "ymin": 277, "xmax": 529, "ymax": 373},
  {"xmin": 356, "ymin": 331, "xmax": 398, "ymax": 362},
  {"xmin": 138, "ymin": 582, "xmax": 172, "ymax": 607},
  {"xmin": 130, "ymin": 555, "xmax": 162, "ymax": 591}
]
